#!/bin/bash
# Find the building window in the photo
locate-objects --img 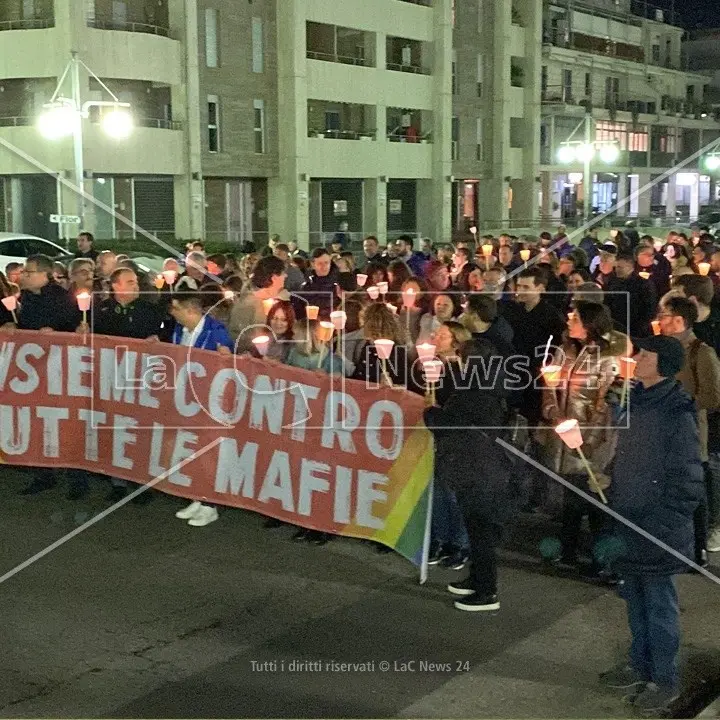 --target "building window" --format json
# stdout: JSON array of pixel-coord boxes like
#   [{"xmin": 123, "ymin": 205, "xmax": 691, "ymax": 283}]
[
  {"xmin": 652, "ymin": 44, "xmax": 660, "ymax": 63},
  {"xmin": 452, "ymin": 116, "xmax": 459, "ymax": 161},
  {"xmin": 22, "ymin": 0, "xmax": 35, "ymax": 19},
  {"xmin": 562, "ymin": 69, "xmax": 572, "ymax": 102},
  {"xmin": 252, "ymin": 17, "xmax": 264, "ymax": 73},
  {"xmin": 477, "ymin": 0, "xmax": 483, "ymax": 33},
  {"xmin": 452, "ymin": 50, "xmax": 458, "ymax": 94},
  {"xmin": 205, "ymin": 9, "xmax": 219, "ymax": 68},
  {"xmin": 208, "ymin": 96, "xmax": 220, "ymax": 152},
  {"xmin": 112, "ymin": 0, "xmax": 127, "ymax": 27},
  {"xmin": 254, "ymin": 99, "xmax": 265, "ymax": 154},
  {"xmin": 477, "ymin": 54, "xmax": 484, "ymax": 97},
  {"xmin": 584, "ymin": 72, "xmax": 591, "ymax": 98},
  {"xmin": 476, "ymin": 118, "xmax": 483, "ymax": 161}
]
